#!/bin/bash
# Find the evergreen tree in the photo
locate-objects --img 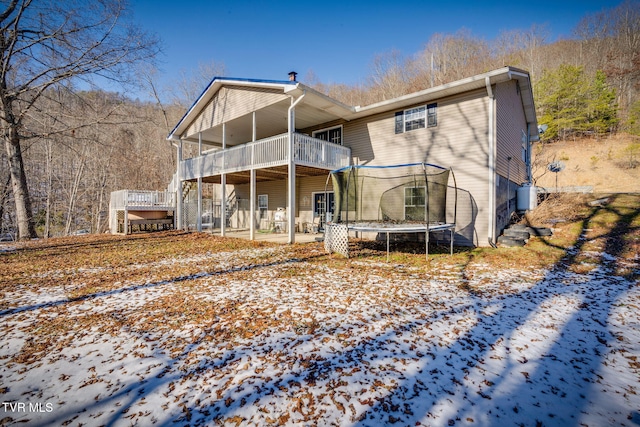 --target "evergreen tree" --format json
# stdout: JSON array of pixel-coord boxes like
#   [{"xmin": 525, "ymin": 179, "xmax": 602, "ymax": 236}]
[
  {"xmin": 535, "ymin": 65, "xmax": 618, "ymax": 141},
  {"xmin": 625, "ymin": 100, "xmax": 640, "ymax": 136},
  {"xmin": 536, "ymin": 64, "xmax": 589, "ymax": 140},
  {"xmin": 587, "ymin": 70, "xmax": 618, "ymax": 136}
]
